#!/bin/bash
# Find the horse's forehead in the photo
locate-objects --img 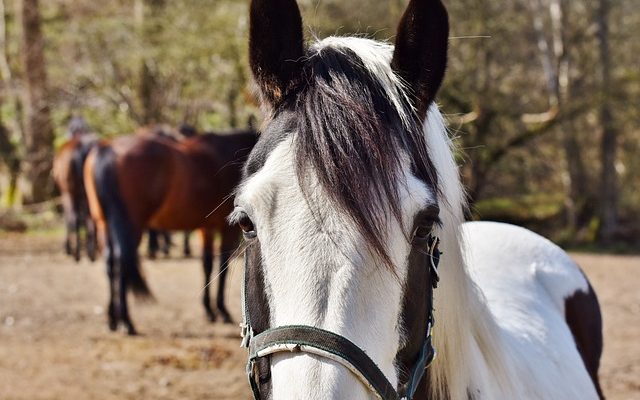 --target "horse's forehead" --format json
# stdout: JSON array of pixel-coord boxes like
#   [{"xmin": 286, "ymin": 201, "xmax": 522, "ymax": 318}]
[
  {"xmin": 240, "ymin": 134, "xmax": 434, "ymax": 230},
  {"xmin": 244, "ymin": 125, "xmax": 291, "ymax": 178},
  {"xmin": 239, "ymin": 138, "xmax": 296, "ymax": 208}
]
